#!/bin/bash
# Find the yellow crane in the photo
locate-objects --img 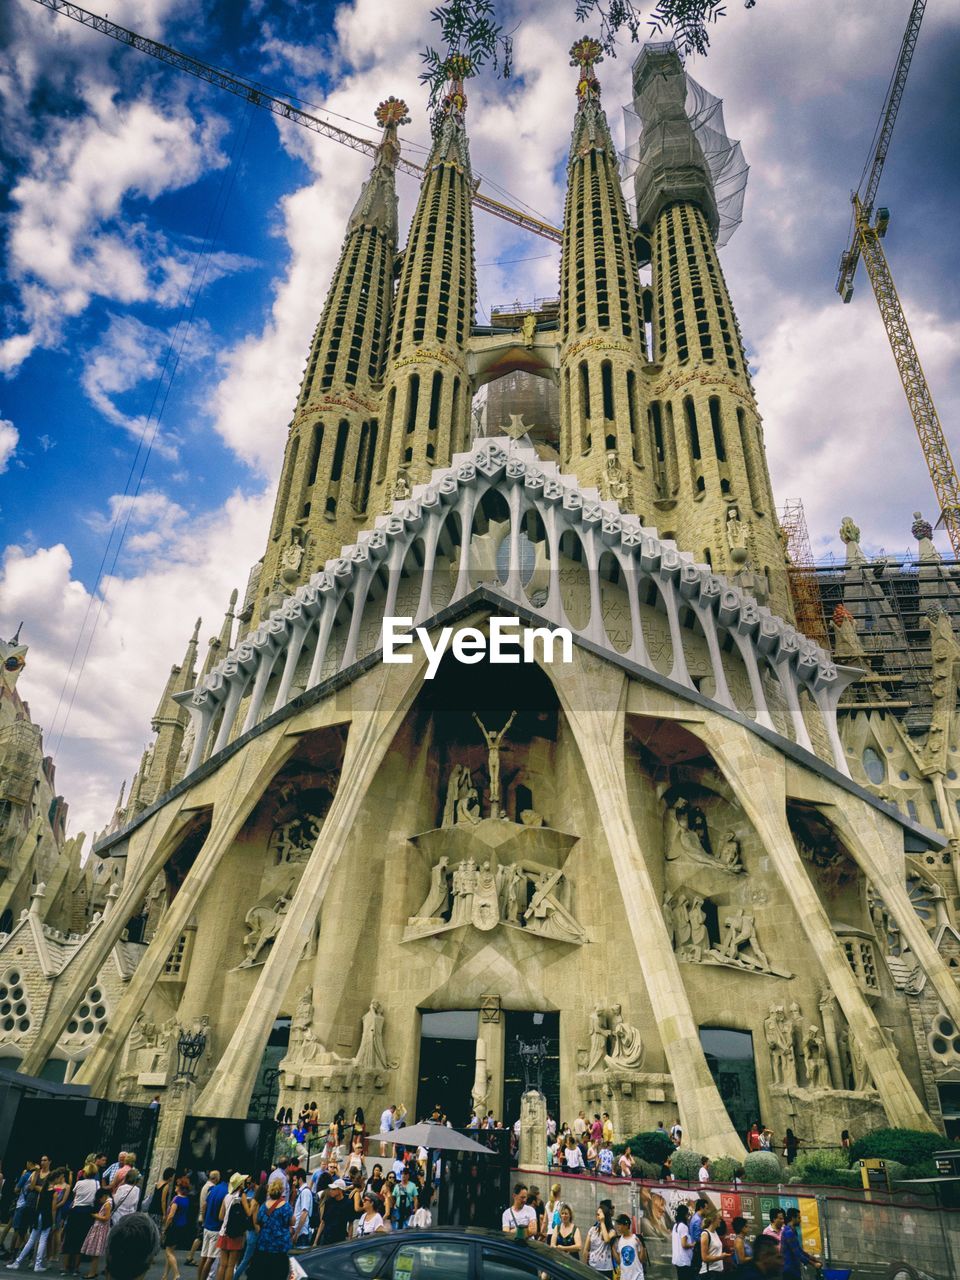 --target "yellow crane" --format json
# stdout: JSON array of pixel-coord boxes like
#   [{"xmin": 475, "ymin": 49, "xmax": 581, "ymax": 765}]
[
  {"xmin": 26, "ymin": 0, "xmax": 563, "ymax": 246},
  {"xmin": 836, "ymin": 0, "xmax": 960, "ymax": 560}
]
